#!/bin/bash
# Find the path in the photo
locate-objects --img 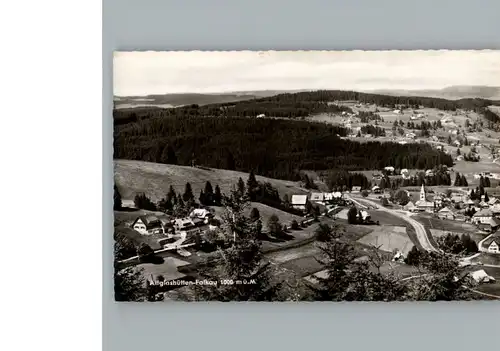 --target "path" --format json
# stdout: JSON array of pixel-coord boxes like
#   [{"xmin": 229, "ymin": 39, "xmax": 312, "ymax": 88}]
[{"xmin": 347, "ymin": 195, "xmax": 440, "ymax": 253}]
